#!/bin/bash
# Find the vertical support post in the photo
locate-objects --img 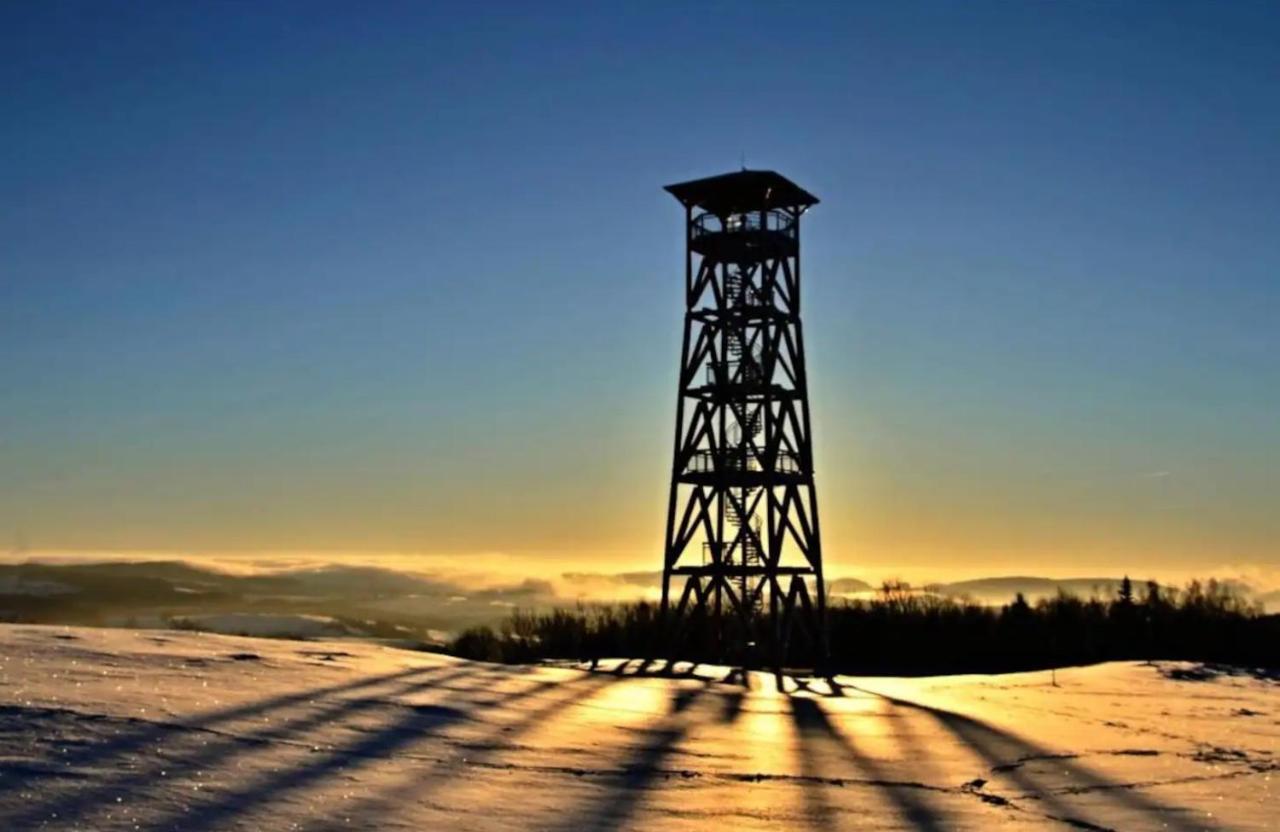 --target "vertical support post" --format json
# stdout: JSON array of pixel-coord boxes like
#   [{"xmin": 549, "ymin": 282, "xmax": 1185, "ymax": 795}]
[
  {"xmin": 794, "ymin": 211, "xmax": 829, "ymax": 663},
  {"xmin": 661, "ymin": 205, "xmax": 694, "ymax": 620}
]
